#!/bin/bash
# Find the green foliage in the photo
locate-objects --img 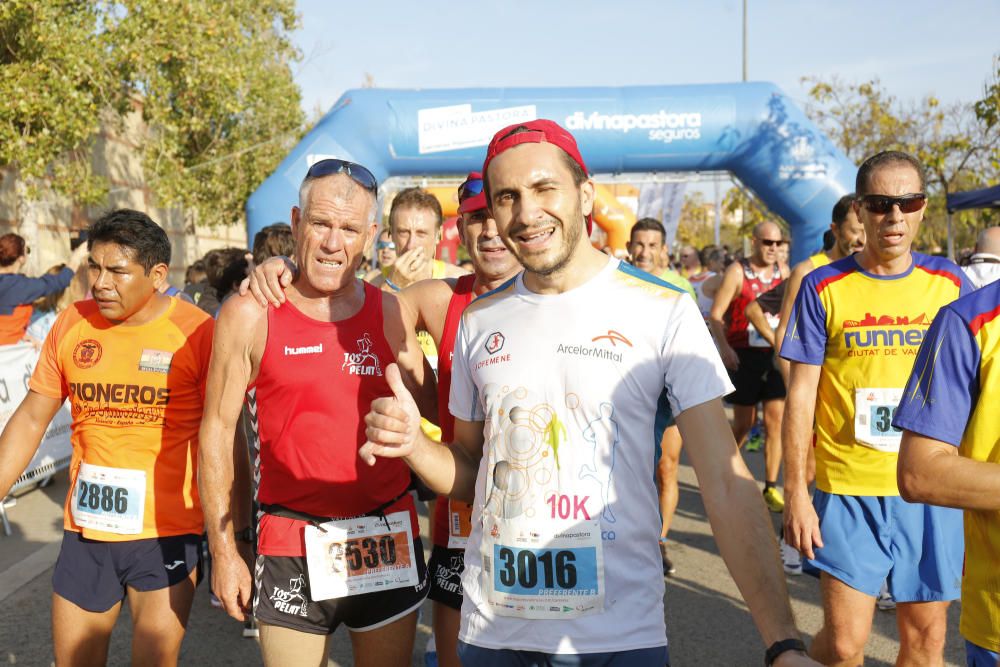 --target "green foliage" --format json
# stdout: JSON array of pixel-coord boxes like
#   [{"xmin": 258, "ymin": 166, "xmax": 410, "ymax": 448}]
[
  {"xmin": 802, "ymin": 75, "xmax": 1000, "ymax": 252},
  {"xmin": 0, "ymin": 0, "xmax": 305, "ymax": 227}
]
